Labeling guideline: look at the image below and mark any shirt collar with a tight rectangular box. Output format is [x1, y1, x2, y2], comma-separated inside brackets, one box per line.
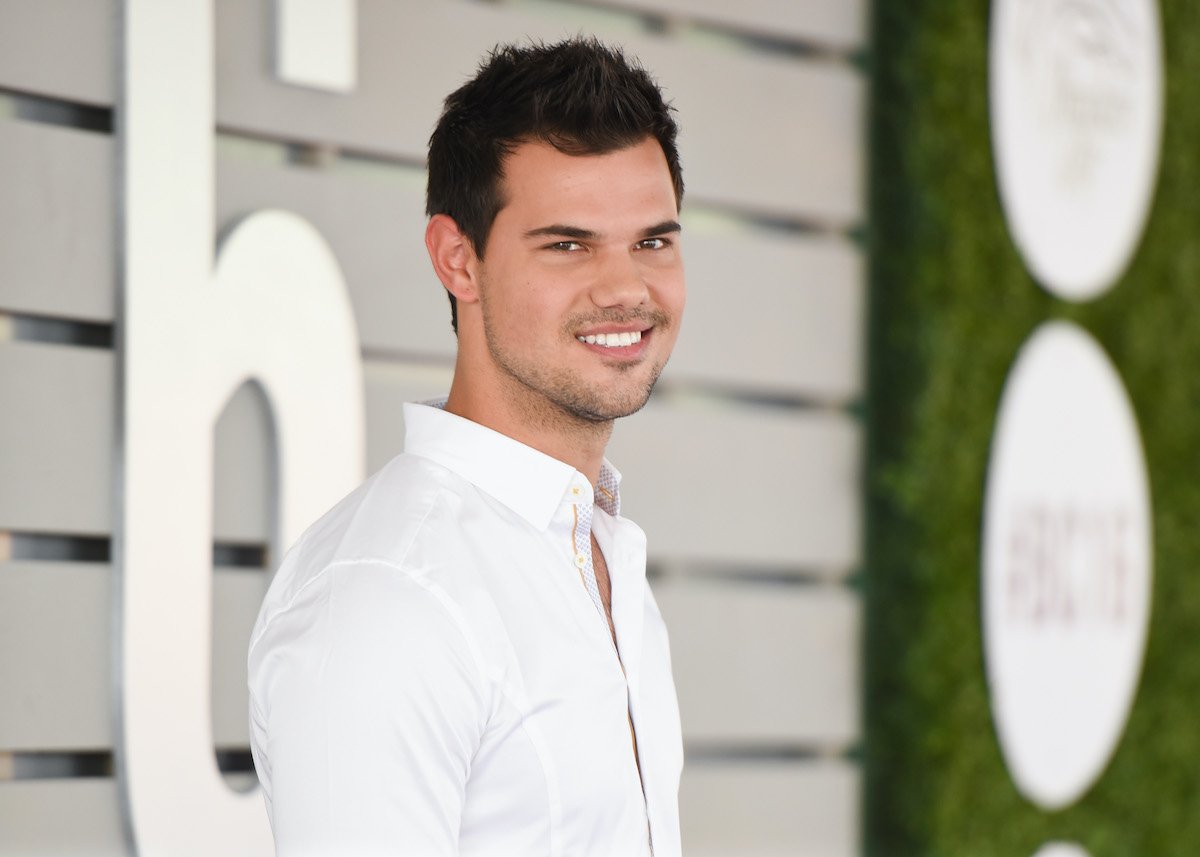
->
[402, 400, 623, 530]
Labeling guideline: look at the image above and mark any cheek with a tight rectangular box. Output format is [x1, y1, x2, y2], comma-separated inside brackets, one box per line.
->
[495, 283, 568, 347]
[659, 272, 686, 319]
[483, 267, 539, 324]
[520, 277, 578, 323]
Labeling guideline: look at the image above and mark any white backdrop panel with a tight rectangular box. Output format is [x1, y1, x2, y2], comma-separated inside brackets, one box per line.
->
[608, 400, 861, 570]
[654, 578, 860, 745]
[670, 228, 863, 401]
[0, 342, 111, 536]
[212, 382, 274, 545]
[0, 562, 110, 751]
[0, 779, 125, 857]
[0, 118, 113, 321]
[212, 569, 272, 746]
[632, 40, 862, 224]
[586, 0, 868, 48]
[362, 360, 455, 470]
[680, 760, 860, 857]
[0, 1, 114, 106]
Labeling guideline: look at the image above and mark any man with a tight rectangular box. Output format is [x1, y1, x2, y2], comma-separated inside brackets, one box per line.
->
[248, 37, 686, 856]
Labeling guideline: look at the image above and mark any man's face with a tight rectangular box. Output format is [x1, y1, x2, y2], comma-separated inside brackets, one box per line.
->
[473, 137, 685, 424]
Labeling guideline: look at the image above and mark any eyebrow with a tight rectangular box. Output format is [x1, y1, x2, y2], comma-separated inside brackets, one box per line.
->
[523, 220, 683, 241]
[524, 224, 598, 240]
[640, 220, 683, 239]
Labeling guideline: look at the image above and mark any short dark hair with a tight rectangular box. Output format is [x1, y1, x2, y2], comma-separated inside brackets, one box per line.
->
[426, 37, 684, 334]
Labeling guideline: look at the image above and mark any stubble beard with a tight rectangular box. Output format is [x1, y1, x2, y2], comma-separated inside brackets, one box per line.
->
[480, 298, 671, 430]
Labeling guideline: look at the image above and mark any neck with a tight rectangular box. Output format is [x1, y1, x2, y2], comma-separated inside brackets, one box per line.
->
[444, 355, 613, 488]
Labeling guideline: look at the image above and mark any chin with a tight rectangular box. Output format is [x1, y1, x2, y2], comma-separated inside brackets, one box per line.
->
[560, 383, 658, 423]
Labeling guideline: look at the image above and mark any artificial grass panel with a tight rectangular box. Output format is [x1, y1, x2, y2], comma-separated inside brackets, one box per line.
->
[865, 2, 1200, 855]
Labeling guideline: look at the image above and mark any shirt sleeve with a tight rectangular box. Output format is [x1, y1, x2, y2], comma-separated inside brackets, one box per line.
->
[249, 560, 488, 857]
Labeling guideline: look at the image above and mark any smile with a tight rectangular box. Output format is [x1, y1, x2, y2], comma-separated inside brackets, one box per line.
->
[576, 330, 643, 347]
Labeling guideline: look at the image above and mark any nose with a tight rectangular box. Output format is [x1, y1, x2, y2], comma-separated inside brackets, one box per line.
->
[589, 249, 650, 309]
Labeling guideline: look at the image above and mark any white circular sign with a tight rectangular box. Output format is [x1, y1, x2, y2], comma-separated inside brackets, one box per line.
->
[1033, 843, 1092, 857]
[990, 0, 1164, 301]
[982, 321, 1152, 809]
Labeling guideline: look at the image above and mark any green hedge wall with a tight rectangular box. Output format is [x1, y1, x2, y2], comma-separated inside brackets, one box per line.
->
[865, 2, 1200, 855]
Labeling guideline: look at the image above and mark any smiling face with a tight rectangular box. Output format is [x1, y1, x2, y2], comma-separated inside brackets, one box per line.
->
[469, 137, 685, 425]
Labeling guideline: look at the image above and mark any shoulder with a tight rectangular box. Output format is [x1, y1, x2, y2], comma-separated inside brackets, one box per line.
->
[262, 453, 468, 599]
[249, 556, 487, 693]
[305, 452, 464, 563]
[249, 453, 485, 656]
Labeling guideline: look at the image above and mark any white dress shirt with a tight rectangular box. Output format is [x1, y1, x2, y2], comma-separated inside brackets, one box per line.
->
[248, 401, 683, 856]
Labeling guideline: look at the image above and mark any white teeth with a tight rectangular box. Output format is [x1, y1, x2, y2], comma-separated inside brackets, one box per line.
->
[576, 330, 643, 347]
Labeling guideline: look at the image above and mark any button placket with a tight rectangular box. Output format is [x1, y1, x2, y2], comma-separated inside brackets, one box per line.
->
[570, 491, 606, 624]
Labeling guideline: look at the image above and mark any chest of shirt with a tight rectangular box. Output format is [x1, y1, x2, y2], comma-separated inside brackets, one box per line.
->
[412, 506, 661, 854]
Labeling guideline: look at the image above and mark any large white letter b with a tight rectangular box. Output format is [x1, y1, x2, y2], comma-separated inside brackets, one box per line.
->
[116, 2, 365, 854]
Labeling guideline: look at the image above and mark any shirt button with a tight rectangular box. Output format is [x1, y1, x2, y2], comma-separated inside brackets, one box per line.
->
[574, 553, 587, 568]
[571, 486, 581, 497]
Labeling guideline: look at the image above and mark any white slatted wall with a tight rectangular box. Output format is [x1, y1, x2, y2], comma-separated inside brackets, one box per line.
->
[0, 1, 867, 853]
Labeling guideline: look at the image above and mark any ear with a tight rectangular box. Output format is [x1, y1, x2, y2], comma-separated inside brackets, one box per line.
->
[425, 214, 480, 305]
